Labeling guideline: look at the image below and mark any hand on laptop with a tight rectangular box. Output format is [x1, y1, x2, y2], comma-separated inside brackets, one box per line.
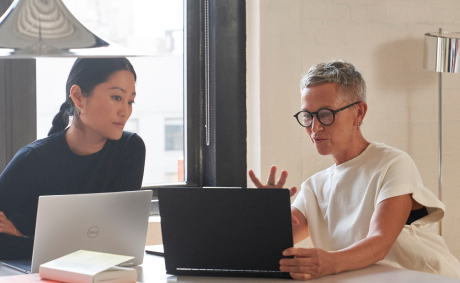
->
[279, 247, 335, 280]
[0, 211, 24, 237]
[248, 166, 299, 225]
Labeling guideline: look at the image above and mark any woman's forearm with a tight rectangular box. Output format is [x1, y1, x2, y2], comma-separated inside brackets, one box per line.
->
[331, 234, 393, 274]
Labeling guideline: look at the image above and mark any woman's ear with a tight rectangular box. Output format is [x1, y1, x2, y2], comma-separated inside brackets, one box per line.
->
[69, 85, 83, 108]
[355, 101, 368, 125]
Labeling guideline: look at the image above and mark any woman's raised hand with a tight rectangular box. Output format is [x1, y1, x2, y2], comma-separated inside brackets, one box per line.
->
[249, 165, 297, 195]
[248, 166, 299, 225]
[249, 165, 288, 188]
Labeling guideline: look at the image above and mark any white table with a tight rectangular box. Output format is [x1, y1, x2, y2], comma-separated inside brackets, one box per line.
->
[1, 254, 460, 282]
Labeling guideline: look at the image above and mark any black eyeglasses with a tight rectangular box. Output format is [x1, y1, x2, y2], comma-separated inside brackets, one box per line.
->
[294, 101, 360, 128]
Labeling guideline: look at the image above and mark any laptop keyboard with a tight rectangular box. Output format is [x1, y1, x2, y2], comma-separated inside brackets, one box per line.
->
[1, 259, 32, 273]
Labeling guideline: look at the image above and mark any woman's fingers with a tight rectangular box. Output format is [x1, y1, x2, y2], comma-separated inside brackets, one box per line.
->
[249, 166, 292, 189]
[280, 248, 335, 280]
[289, 186, 297, 197]
[289, 272, 313, 281]
[276, 170, 288, 187]
[267, 166, 278, 185]
[248, 169, 264, 188]
[0, 211, 24, 237]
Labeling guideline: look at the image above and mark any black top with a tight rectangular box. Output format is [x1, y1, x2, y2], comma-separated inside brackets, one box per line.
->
[406, 207, 429, 225]
[0, 130, 145, 260]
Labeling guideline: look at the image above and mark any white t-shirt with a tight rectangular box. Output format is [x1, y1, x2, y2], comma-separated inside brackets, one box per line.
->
[292, 142, 460, 278]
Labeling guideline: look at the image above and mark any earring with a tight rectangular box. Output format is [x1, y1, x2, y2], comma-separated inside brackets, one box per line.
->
[357, 121, 363, 130]
[77, 107, 81, 115]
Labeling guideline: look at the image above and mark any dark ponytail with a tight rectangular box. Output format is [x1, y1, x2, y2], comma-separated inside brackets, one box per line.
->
[48, 102, 72, 136]
[47, 57, 137, 136]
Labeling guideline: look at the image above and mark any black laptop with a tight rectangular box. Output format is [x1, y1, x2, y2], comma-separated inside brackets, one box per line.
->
[158, 188, 293, 278]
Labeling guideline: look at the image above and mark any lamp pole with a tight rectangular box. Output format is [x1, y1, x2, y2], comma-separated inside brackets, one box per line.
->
[438, 28, 443, 203]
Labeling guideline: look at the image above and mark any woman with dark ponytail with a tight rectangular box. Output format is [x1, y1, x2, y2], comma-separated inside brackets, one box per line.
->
[0, 58, 146, 260]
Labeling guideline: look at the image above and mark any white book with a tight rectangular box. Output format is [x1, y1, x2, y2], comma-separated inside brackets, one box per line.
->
[39, 250, 137, 283]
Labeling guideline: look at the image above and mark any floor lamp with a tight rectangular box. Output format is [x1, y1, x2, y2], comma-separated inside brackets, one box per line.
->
[423, 30, 460, 234]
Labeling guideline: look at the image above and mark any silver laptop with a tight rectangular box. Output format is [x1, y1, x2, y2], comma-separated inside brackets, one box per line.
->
[3, 190, 152, 273]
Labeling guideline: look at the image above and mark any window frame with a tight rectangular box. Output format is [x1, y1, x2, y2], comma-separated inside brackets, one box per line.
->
[144, 0, 247, 194]
[200, 0, 247, 188]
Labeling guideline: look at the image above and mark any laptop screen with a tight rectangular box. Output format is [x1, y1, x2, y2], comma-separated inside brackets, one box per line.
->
[158, 188, 293, 278]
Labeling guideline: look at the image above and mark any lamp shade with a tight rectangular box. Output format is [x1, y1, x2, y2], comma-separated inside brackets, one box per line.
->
[424, 32, 460, 73]
[0, 0, 146, 58]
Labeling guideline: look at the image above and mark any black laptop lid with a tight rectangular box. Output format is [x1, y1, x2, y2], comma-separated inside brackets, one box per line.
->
[158, 188, 293, 278]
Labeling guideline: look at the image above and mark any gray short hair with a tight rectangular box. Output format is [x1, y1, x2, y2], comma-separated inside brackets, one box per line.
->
[300, 60, 366, 103]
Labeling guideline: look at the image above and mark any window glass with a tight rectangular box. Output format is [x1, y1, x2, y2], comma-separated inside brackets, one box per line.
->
[165, 118, 183, 151]
[36, 0, 184, 186]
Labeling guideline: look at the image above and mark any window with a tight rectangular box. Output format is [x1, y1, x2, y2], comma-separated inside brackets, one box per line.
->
[0, 0, 247, 191]
[165, 118, 183, 151]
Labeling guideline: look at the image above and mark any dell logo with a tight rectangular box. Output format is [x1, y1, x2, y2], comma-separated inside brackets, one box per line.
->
[87, 226, 99, 238]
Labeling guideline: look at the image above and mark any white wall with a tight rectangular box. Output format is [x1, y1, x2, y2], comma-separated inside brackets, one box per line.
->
[247, 0, 460, 257]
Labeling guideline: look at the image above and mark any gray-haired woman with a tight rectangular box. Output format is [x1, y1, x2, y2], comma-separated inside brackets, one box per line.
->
[250, 60, 460, 280]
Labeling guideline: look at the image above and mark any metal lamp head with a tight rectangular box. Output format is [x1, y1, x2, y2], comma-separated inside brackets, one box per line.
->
[0, 0, 147, 58]
[424, 32, 460, 73]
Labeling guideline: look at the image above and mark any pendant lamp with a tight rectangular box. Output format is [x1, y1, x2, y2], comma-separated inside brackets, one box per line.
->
[0, 0, 146, 58]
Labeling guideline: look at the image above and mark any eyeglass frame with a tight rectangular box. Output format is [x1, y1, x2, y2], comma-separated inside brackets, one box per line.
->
[293, 101, 361, 128]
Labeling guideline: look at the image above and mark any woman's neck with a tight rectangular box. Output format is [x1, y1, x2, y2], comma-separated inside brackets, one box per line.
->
[65, 124, 107, 156]
[332, 134, 370, 166]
